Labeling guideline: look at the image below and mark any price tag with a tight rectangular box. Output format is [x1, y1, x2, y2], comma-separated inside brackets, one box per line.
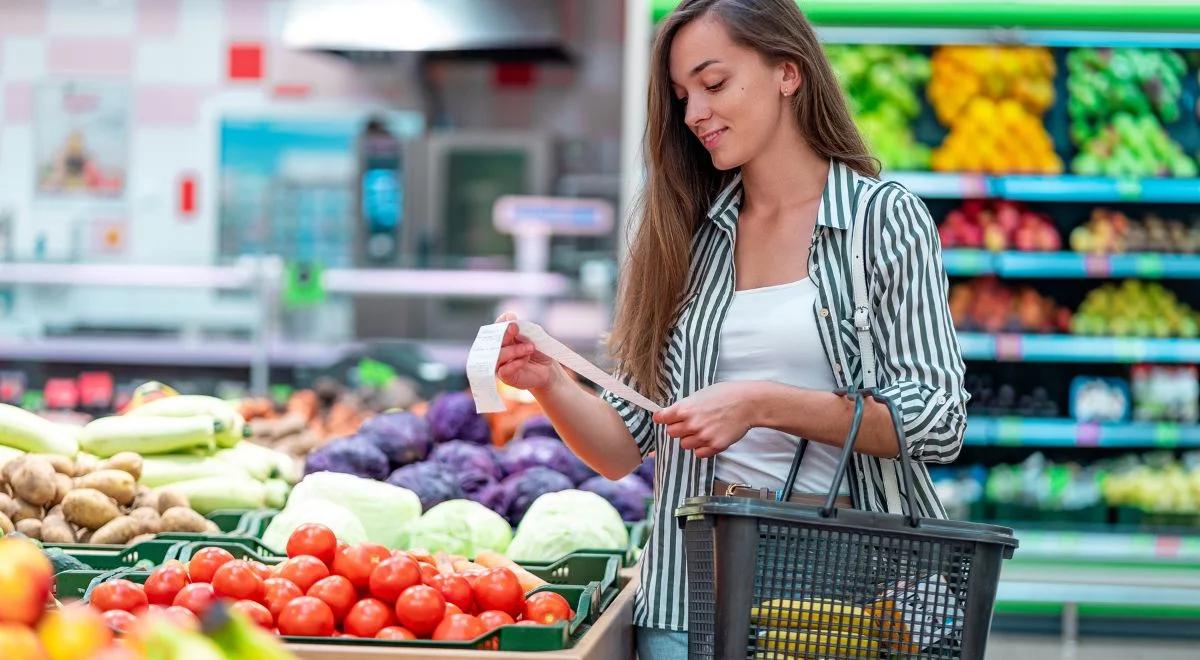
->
[1154, 423, 1180, 448]
[1155, 535, 1183, 559]
[1115, 179, 1143, 200]
[1134, 254, 1164, 278]
[995, 334, 1023, 361]
[996, 417, 1023, 446]
[1083, 254, 1110, 277]
[1076, 422, 1101, 447]
[961, 175, 989, 198]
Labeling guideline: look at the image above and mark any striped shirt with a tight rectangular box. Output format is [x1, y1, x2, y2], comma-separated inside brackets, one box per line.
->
[602, 159, 969, 631]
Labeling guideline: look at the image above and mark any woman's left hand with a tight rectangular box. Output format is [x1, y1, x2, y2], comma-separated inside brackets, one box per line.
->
[653, 382, 761, 459]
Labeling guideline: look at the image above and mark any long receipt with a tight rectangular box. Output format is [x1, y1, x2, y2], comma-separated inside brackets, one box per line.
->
[467, 321, 662, 414]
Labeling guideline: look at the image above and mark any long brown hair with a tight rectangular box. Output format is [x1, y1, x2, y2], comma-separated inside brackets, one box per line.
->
[609, 0, 879, 400]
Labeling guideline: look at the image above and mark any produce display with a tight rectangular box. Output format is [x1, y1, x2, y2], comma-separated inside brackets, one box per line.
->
[825, 44, 932, 170]
[1070, 376, 1132, 423]
[1102, 451, 1200, 514]
[1132, 365, 1199, 423]
[965, 374, 1060, 418]
[949, 277, 1073, 334]
[1070, 280, 1200, 338]
[938, 199, 1061, 251]
[1071, 113, 1198, 178]
[1068, 207, 1200, 254]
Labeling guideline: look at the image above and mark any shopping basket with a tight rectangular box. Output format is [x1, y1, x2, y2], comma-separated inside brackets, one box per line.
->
[678, 389, 1018, 659]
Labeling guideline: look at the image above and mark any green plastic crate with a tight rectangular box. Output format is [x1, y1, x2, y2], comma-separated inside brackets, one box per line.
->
[167, 539, 284, 565]
[523, 553, 619, 615]
[44, 539, 183, 571]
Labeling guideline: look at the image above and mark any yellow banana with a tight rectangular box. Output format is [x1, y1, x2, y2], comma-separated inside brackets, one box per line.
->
[754, 628, 880, 659]
[751, 598, 876, 633]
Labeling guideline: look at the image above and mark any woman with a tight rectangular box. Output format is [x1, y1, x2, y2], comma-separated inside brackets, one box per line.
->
[493, 0, 967, 657]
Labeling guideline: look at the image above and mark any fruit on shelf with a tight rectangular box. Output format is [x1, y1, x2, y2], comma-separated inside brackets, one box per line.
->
[1066, 48, 1186, 145]
[825, 45, 932, 171]
[1069, 207, 1200, 254]
[1102, 453, 1200, 514]
[928, 46, 1056, 125]
[949, 277, 1072, 334]
[931, 98, 1063, 174]
[1071, 113, 1197, 178]
[939, 200, 1060, 251]
[1071, 280, 1200, 338]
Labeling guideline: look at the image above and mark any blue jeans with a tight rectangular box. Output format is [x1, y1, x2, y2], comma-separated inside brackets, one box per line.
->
[636, 626, 688, 660]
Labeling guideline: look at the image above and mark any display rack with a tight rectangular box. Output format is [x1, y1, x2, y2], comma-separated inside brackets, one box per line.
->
[944, 250, 1200, 279]
[965, 417, 1200, 448]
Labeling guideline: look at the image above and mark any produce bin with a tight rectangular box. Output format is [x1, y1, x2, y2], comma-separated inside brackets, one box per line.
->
[168, 539, 285, 565]
[46, 538, 182, 571]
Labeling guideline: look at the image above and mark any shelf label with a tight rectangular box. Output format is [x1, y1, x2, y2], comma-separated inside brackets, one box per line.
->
[1083, 255, 1110, 277]
[1076, 422, 1101, 447]
[1113, 339, 1145, 362]
[1155, 536, 1183, 559]
[1134, 254, 1164, 278]
[996, 417, 1022, 445]
[995, 334, 1023, 361]
[961, 175, 989, 198]
[1115, 179, 1143, 200]
[1154, 423, 1180, 447]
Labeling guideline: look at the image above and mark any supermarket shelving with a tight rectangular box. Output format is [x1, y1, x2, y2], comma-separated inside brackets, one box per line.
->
[888, 172, 1200, 203]
[944, 251, 1200, 279]
[965, 417, 1200, 448]
[957, 333, 1200, 363]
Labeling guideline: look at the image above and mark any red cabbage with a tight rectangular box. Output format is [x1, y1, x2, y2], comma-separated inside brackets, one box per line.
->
[493, 466, 573, 524]
[635, 455, 655, 486]
[386, 461, 464, 510]
[579, 475, 653, 521]
[429, 440, 501, 495]
[303, 436, 390, 481]
[427, 391, 491, 445]
[359, 411, 432, 469]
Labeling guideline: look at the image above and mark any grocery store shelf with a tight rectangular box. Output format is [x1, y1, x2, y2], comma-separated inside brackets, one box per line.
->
[996, 581, 1200, 619]
[0, 263, 258, 289]
[944, 251, 1200, 279]
[965, 417, 1200, 448]
[322, 268, 571, 298]
[1015, 529, 1200, 562]
[887, 171, 1200, 203]
[958, 332, 1200, 363]
[817, 26, 1200, 49]
[0, 337, 361, 368]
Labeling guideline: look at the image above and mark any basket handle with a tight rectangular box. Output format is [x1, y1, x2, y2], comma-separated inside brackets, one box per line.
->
[779, 388, 921, 527]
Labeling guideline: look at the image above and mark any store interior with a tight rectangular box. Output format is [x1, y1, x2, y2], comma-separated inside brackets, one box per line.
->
[2, 1, 1200, 659]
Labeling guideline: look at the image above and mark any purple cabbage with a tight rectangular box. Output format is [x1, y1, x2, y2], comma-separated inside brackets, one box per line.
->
[492, 466, 573, 524]
[429, 440, 501, 495]
[517, 415, 558, 440]
[579, 475, 653, 521]
[358, 411, 433, 469]
[635, 455, 655, 486]
[497, 437, 576, 477]
[386, 461, 464, 510]
[426, 391, 491, 445]
[304, 436, 390, 481]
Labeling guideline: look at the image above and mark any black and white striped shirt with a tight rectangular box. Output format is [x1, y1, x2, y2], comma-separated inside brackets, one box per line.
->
[603, 159, 969, 631]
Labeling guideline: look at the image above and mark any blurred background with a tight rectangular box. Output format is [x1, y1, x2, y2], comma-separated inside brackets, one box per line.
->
[2, 1, 1200, 657]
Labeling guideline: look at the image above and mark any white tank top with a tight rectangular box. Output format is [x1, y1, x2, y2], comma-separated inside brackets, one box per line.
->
[713, 277, 849, 495]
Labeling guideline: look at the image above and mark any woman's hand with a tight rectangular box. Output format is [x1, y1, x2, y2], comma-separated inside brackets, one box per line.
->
[652, 382, 762, 459]
[494, 312, 561, 393]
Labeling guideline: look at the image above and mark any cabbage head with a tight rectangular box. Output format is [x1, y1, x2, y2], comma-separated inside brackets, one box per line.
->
[406, 499, 512, 557]
[505, 489, 629, 562]
[286, 471, 421, 549]
[262, 498, 368, 551]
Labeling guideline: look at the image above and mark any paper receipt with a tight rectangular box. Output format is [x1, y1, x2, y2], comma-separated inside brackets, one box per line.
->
[467, 321, 662, 414]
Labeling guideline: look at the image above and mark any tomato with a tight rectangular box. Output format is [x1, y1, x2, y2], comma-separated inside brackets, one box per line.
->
[375, 626, 416, 640]
[523, 591, 573, 625]
[444, 603, 463, 618]
[144, 563, 190, 607]
[418, 563, 440, 586]
[368, 556, 422, 604]
[188, 547, 235, 584]
[247, 561, 273, 582]
[163, 605, 199, 631]
[478, 610, 516, 631]
[211, 560, 264, 603]
[172, 583, 216, 617]
[262, 578, 304, 620]
[333, 544, 390, 592]
[306, 575, 356, 623]
[394, 585, 445, 637]
[276, 596, 335, 637]
[91, 579, 148, 613]
[343, 598, 394, 638]
[230, 600, 273, 629]
[278, 556, 330, 593]
[429, 574, 475, 615]
[286, 524, 337, 567]
[432, 613, 487, 642]
[100, 609, 136, 634]
[472, 569, 524, 618]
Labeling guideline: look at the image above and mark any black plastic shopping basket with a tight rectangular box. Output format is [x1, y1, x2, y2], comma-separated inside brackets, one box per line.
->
[678, 389, 1018, 659]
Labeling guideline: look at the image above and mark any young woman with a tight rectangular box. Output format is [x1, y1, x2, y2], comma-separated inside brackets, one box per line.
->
[493, 0, 967, 657]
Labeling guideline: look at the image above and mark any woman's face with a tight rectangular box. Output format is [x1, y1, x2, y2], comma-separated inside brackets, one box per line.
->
[668, 14, 795, 171]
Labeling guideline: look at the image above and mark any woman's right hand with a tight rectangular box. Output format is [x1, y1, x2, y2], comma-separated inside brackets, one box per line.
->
[494, 312, 560, 393]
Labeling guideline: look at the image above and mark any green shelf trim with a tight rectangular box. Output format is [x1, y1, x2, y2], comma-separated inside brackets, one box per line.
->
[996, 600, 1200, 619]
[650, 1, 1200, 31]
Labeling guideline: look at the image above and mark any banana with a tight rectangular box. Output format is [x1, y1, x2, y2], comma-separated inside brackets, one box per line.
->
[754, 628, 880, 659]
[751, 598, 877, 633]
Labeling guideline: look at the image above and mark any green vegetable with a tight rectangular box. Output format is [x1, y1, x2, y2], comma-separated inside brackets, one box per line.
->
[262, 497, 368, 550]
[154, 477, 266, 514]
[264, 479, 289, 509]
[140, 455, 252, 488]
[407, 499, 512, 557]
[286, 471, 420, 549]
[43, 547, 89, 573]
[506, 490, 629, 562]
[215, 443, 299, 484]
[0, 402, 79, 456]
[80, 415, 217, 457]
[126, 395, 246, 448]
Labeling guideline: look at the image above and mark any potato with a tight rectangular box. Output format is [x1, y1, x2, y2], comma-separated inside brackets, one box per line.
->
[40, 514, 75, 544]
[127, 533, 156, 546]
[73, 453, 99, 477]
[46, 504, 63, 519]
[75, 527, 92, 543]
[160, 507, 208, 534]
[13, 498, 42, 522]
[0, 512, 12, 535]
[52, 473, 73, 506]
[129, 507, 162, 535]
[155, 489, 189, 514]
[0, 493, 17, 520]
[204, 520, 221, 535]
[15, 518, 41, 540]
[98, 453, 143, 481]
[11, 456, 57, 507]
[1, 456, 23, 486]
[62, 489, 121, 530]
[75, 470, 136, 506]
[90, 516, 139, 545]
[31, 453, 75, 476]
[132, 485, 156, 508]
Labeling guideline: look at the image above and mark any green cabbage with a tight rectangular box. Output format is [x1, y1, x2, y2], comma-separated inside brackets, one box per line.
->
[262, 498, 368, 550]
[285, 471, 421, 549]
[406, 499, 512, 557]
[505, 489, 629, 562]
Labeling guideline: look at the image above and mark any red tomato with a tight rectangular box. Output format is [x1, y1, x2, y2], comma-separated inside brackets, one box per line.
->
[286, 524, 337, 566]
[333, 544, 390, 592]
[418, 563, 440, 586]
[144, 563, 190, 606]
[306, 575, 357, 623]
[211, 560, 265, 603]
[344, 598, 395, 638]
[472, 569, 524, 618]
[444, 603, 463, 618]
[523, 591, 573, 625]
[369, 556, 422, 604]
[91, 579, 148, 613]
[429, 574, 475, 615]
[432, 613, 488, 642]
[231, 599, 274, 629]
[262, 577, 304, 620]
[478, 610, 516, 631]
[188, 547, 235, 583]
[247, 561, 273, 582]
[276, 596, 336, 637]
[394, 585, 446, 637]
[278, 555, 330, 593]
[172, 583, 217, 617]
[163, 605, 200, 631]
[375, 626, 417, 640]
[101, 609, 136, 634]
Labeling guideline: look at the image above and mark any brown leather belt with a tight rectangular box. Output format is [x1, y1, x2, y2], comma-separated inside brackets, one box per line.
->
[713, 479, 852, 507]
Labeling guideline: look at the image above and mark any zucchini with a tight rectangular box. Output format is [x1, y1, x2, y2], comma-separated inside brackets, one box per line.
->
[125, 395, 246, 448]
[140, 455, 252, 488]
[0, 402, 79, 456]
[155, 477, 266, 514]
[80, 415, 217, 458]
